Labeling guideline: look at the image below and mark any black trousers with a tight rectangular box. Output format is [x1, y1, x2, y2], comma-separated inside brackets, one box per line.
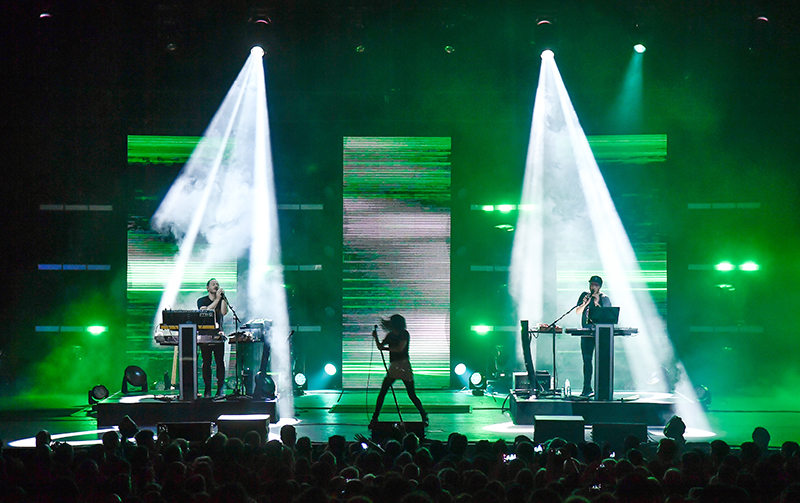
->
[200, 343, 225, 393]
[373, 375, 427, 420]
[581, 335, 595, 393]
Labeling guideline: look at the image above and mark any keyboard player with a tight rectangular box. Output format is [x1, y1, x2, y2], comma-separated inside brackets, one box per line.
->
[575, 275, 612, 397]
[198, 278, 228, 398]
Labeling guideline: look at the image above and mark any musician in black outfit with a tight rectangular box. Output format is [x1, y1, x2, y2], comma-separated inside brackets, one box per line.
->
[575, 275, 612, 397]
[370, 314, 429, 427]
[198, 278, 227, 397]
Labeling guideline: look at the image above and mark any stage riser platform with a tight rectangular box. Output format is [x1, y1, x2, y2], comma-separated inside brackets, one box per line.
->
[510, 394, 675, 426]
[94, 399, 278, 428]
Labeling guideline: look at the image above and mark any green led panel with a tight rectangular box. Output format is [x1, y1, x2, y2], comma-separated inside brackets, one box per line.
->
[128, 134, 664, 166]
[557, 243, 667, 315]
[126, 229, 237, 380]
[127, 135, 236, 165]
[587, 134, 667, 164]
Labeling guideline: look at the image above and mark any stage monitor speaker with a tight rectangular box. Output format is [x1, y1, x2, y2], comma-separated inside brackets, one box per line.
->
[216, 414, 270, 441]
[157, 421, 213, 442]
[514, 371, 552, 393]
[591, 423, 648, 453]
[369, 421, 425, 443]
[533, 415, 585, 445]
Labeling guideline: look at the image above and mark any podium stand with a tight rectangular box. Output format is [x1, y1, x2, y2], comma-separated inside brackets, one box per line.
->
[594, 324, 615, 401]
[178, 324, 198, 401]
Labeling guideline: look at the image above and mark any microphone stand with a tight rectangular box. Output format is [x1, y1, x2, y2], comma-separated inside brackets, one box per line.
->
[223, 296, 249, 399]
[541, 303, 580, 397]
[372, 329, 404, 425]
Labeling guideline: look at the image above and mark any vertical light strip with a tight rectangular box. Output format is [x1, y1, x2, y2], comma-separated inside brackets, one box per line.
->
[342, 137, 451, 388]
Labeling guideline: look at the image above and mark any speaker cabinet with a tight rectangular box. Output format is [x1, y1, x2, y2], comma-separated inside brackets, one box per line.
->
[513, 371, 552, 393]
[216, 414, 270, 441]
[533, 415, 585, 445]
[157, 422, 213, 442]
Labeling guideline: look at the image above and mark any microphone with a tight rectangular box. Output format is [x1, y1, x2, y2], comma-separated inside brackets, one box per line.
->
[372, 325, 378, 338]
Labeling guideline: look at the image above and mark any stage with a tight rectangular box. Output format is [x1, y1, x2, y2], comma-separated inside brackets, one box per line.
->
[3, 387, 799, 450]
[92, 394, 279, 430]
[508, 390, 678, 426]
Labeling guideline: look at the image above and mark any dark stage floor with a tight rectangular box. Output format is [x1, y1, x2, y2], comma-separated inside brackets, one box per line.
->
[1, 388, 798, 450]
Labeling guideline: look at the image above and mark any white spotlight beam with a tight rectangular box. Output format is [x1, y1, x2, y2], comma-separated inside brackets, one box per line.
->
[149, 52, 294, 417]
[247, 54, 293, 418]
[511, 53, 709, 430]
[151, 55, 259, 323]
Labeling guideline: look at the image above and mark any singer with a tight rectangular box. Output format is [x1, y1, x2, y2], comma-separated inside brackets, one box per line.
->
[198, 278, 228, 398]
[370, 314, 429, 427]
[575, 275, 612, 397]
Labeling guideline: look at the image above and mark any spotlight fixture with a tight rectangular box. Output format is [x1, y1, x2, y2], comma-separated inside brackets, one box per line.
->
[324, 364, 337, 376]
[251, 45, 265, 57]
[541, 49, 555, 60]
[469, 372, 486, 396]
[88, 385, 109, 405]
[694, 385, 712, 410]
[293, 372, 307, 396]
[118, 415, 139, 439]
[122, 366, 148, 394]
[253, 371, 276, 400]
[634, 44, 646, 53]
[454, 363, 467, 376]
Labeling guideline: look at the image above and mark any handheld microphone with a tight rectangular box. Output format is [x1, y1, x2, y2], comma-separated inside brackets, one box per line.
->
[372, 325, 378, 338]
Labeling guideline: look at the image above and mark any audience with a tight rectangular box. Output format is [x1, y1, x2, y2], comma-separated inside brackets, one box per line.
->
[1, 418, 798, 503]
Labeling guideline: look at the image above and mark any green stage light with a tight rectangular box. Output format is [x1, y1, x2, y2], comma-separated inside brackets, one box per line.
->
[470, 372, 484, 386]
[293, 372, 307, 396]
[122, 366, 148, 394]
[88, 385, 110, 405]
[481, 205, 494, 212]
[454, 363, 467, 376]
[86, 326, 108, 335]
[471, 325, 493, 335]
[714, 261, 735, 271]
[739, 261, 760, 271]
[634, 44, 646, 53]
[324, 364, 337, 376]
[496, 204, 514, 213]
[469, 372, 486, 396]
